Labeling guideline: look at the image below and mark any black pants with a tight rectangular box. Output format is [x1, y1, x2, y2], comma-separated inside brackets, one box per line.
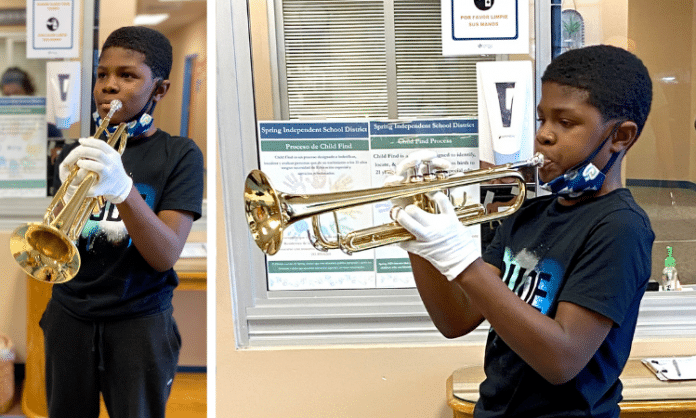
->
[40, 299, 182, 418]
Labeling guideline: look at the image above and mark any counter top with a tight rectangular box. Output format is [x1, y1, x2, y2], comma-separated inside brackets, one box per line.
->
[448, 359, 696, 417]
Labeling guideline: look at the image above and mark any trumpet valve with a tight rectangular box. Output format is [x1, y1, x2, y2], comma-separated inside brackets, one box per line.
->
[423, 157, 451, 181]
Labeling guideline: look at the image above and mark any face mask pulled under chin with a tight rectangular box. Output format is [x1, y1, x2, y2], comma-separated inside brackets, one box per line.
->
[539, 122, 623, 199]
[540, 161, 610, 199]
[92, 110, 154, 138]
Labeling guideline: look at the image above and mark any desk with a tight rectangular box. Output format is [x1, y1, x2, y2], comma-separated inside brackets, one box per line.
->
[21, 254, 206, 418]
[448, 360, 696, 418]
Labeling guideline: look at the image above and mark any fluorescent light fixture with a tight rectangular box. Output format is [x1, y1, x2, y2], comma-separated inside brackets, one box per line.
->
[133, 13, 170, 25]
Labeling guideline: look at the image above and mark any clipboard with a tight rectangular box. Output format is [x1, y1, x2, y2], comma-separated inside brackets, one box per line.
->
[642, 356, 696, 381]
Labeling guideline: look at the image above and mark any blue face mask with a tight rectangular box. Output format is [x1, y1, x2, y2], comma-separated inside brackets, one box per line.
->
[93, 110, 154, 138]
[540, 122, 623, 199]
[92, 79, 161, 138]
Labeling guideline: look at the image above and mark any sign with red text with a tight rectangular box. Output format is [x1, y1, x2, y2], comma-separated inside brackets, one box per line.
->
[442, 0, 529, 56]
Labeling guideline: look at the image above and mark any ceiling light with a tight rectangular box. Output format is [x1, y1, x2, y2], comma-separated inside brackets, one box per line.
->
[133, 14, 170, 25]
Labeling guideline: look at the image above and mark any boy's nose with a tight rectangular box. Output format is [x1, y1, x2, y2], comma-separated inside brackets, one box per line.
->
[535, 125, 555, 146]
[102, 76, 119, 93]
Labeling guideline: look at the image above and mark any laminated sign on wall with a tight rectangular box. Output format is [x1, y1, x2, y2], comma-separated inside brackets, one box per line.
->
[442, 0, 529, 56]
[0, 98, 48, 197]
[257, 119, 481, 291]
[26, 0, 80, 58]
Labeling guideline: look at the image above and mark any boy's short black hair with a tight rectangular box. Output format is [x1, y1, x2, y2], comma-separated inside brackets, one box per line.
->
[541, 45, 652, 137]
[102, 26, 173, 80]
[1, 67, 36, 95]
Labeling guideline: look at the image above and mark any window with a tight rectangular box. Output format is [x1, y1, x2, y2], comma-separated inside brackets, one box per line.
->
[220, 0, 696, 349]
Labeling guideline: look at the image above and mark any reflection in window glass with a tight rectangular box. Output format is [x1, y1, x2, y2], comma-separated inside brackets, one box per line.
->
[560, 1, 696, 287]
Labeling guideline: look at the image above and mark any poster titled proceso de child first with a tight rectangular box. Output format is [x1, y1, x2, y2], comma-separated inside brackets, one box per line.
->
[257, 119, 481, 291]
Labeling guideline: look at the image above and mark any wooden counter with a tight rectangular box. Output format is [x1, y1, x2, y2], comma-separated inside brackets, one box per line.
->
[448, 360, 696, 418]
[174, 256, 207, 291]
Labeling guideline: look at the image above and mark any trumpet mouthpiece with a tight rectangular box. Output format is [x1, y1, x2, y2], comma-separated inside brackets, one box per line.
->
[106, 100, 122, 118]
[531, 152, 545, 168]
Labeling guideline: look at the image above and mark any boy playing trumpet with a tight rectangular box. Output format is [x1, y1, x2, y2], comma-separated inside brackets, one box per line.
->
[43, 26, 204, 418]
[392, 45, 654, 417]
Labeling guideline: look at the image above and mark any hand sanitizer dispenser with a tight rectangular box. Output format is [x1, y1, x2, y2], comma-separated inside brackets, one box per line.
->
[661, 246, 680, 291]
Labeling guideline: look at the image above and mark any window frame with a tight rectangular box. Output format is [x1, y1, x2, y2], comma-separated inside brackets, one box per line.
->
[221, 0, 696, 349]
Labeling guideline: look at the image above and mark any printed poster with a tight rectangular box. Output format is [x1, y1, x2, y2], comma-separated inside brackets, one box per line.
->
[27, 0, 80, 58]
[0, 98, 48, 197]
[442, 0, 529, 56]
[257, 119, 481, 291]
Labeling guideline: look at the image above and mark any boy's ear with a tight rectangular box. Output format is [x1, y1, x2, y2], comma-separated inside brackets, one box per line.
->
[610, 120, 639, 153]
[152, 79, 171, 104]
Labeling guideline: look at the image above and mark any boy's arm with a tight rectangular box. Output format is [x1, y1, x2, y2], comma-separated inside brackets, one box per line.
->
[63, 137, 195, 272]
[408, 253, 486, 338]
[453, 258, 614, 385]
[116, 186, 193, 272]
[395, 193, 614, 385]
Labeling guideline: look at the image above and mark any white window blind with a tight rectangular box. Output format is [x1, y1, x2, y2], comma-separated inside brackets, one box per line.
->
[394, 0, 492, 118]
[281, 0, 389, 119]
[278, 0, 495, 120]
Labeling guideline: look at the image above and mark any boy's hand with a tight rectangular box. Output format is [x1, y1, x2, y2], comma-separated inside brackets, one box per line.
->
[58, 148, 90, 203]
[393, 192, 479, 281]
[64, 137, 133, 204]
[383, 150, 452, 210]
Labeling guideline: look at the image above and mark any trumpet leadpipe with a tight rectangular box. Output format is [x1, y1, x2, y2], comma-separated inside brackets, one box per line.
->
[244, 152, 544, 255]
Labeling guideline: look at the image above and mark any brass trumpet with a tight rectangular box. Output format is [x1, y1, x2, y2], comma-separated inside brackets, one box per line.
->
[9, 100, 128, 283]
[244, 153, 544, 255]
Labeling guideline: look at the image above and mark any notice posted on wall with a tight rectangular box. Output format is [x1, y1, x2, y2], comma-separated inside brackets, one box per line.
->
[258, 119, 480, 291]
[27, 0, 80, 58]
[0, 98, 48, 197]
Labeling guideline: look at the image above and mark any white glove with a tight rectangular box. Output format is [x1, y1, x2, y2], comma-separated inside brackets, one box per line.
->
[58, 146, 90, 204]
[61, 137, 133, 204]
[383, 150, 452, 208]
[393, 191, 480, 281]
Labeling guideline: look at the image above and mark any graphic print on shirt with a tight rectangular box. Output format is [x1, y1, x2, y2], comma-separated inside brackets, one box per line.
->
[79, 183, 156, 252]
[501, 247, 563, 315]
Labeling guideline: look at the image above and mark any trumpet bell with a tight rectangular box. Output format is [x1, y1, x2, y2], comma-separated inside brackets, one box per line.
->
[9, 222, 80, 284]
[245, 170, 285, 255]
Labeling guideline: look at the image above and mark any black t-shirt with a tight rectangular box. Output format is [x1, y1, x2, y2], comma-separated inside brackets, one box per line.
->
[51, 129, 204, 320]
[478, 189, 654, 418]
